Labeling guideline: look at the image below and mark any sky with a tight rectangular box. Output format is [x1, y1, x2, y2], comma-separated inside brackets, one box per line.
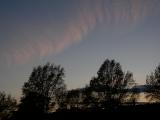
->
[0, 0, 160, 99]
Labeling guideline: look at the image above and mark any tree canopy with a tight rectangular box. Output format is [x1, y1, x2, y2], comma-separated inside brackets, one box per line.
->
[0, 91, 17, 120]
[146, 64, 160, 101]
[90, 59, 135, 107]
[19, 63, 66, 113]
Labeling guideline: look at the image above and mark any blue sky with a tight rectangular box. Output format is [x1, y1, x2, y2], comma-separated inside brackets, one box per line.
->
[0, 0, 160, 99]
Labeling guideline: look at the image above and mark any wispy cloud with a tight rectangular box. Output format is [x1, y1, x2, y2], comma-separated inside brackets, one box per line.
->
[1, 0, 159, 64]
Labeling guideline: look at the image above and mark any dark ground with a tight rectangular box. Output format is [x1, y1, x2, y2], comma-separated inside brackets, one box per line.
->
[9, 103, 160, 120]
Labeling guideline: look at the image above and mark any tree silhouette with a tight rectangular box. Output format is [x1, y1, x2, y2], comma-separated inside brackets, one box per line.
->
[90, 59, 135, 109]
[82, 86, 100, 109]
[146, 63, 160, 101]
[0, 91, 17, 120]
[19, 63, 66, 113]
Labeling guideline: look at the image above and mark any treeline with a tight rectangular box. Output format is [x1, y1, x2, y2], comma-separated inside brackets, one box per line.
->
[1, 59, 160, 119]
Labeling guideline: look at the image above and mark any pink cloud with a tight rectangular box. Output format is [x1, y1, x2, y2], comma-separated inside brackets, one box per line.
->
[3, 0, 158, 64]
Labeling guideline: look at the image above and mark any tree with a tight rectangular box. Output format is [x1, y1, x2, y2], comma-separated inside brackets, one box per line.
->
[90, 59, 135, 109]
[0, 91, 17, 120]
[146, 63, 160, 101]
[19, 63, 66, 113]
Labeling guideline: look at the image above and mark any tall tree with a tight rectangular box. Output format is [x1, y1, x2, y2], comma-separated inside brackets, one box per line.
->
[146, 63, 160, 101]
[90, 59, 135, 109]
[19, 63, 66, 113]
[0, 91, 17, 120]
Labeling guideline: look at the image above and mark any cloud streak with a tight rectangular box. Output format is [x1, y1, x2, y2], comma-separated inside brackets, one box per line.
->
[1, 0, 159, 64]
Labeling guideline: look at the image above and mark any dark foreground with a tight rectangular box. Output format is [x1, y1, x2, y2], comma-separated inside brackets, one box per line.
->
[8, 103, 160, 120]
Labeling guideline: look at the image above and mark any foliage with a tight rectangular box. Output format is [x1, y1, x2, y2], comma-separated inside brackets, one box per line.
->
[0, 91, 17, 120]
[90, 59, 135, 108]
[59, 59, 136, 111]
[146, 64, 160, 101]
[19, 63, 66, 113]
